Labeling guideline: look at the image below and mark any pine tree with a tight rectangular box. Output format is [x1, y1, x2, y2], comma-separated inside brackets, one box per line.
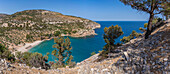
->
[103, 25, 123, 58]
[119, 0, 168, 39]
[52, 35, 74, 68]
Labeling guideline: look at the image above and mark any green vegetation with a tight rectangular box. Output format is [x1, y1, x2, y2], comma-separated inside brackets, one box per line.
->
[161, 2, 170, 20]
[100, 25, 123, 59]
[91, 51, 96, 56]
[120, 30, 142, 44]
[139, 23, 148, 32]
[51, 35, 75, 68]
[15, 51, 50, 69]
[72, 30, 77, 34]
[0, 43, 15, 62]
[54, 31, 61, 36]
[26, 34, 33, 41]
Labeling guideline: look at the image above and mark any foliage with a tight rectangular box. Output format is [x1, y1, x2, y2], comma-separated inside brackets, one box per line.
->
[139, 23, 148, 32]
[160, 1, 170, 19]
[144, 23, 148, 28]
[51, 35, 75, 68]
[15, 52, 50, 69]
[120, 30, 142, 43]
[54, 31, 61, 36]
[0, 43, 6, 55]
[72, 30, 77, 33]
[26, 34, 33, 40]
[102, 25, 123, 58]
[91, 51, 96, 56]
[139, 17, 162, 32]
[28, 52, 49, 69]
[0, 43, 15, 62]
[119, 0, 168, 39]
[103, 25, 123, 52]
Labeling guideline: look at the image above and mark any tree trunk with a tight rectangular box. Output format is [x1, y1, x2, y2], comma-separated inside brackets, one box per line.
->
[108, 45, 110, 58]
[145, 0, 155, 39]
[145, 13, 154, 39]
[166, 15, 168, 20]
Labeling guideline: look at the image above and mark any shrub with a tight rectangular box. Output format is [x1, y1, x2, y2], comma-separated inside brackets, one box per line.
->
[0, 43, 15, 62]
[120, 30, 142, 43]
[15, 52, 50, 69]
[72, 30, 77, 33]
[54, 31, 61, 36]
[91, 51, 96, 56]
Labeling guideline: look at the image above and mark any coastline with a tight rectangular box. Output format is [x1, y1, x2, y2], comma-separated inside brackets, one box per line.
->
[15, 40, 44, 53]
[14, 33, 97, 53]
[14, 26, 101, 53]
[14, 38, 52, 53]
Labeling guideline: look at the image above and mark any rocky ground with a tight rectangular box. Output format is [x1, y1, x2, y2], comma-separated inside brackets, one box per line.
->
[0, 20, 169, 74]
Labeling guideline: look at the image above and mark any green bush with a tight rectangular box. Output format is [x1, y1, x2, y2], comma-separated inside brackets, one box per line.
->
[144, 23, 148, 28]
[91, 51, 96, 56]
[72, 30, 77, 33]
[54, 31, 61, 36]
[0, 43, 15, 62]
[15, 52, 50, 69]
[120, 30, 142, 43]
[26, 34, 33, 40]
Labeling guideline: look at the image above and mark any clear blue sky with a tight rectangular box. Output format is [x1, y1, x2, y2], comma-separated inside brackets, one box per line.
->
[0, 0, 150, 21]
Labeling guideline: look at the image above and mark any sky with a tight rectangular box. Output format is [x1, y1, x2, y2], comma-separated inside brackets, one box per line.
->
[0, 0, 150, 21]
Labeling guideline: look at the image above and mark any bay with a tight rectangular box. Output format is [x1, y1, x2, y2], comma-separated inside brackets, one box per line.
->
[29, 21, 147, 62]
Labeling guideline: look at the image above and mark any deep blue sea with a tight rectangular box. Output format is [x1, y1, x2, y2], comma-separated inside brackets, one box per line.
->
[29, 21, 147, 63]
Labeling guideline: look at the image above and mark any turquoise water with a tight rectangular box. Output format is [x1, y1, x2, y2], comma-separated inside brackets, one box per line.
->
[29, 21, 147, 63]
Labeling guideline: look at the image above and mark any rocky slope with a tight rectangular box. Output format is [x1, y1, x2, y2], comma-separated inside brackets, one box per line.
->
[0, 20, 169, 74]
[0, 10, 100, 49]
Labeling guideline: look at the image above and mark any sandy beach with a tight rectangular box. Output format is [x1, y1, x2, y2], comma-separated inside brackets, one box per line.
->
[15, 40, 44, 53]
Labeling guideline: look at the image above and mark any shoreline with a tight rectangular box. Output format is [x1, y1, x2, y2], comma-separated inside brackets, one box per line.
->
[15, 39, 51, 53]
[14, 28, 100, 53]
[14, 34, 97, 53]
[15, 40, 43, 53]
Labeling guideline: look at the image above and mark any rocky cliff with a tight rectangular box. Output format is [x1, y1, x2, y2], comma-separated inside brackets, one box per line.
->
[0, 20, 169, 74]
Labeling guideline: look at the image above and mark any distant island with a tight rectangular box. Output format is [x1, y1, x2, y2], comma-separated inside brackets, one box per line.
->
[0, 10, 100, 51]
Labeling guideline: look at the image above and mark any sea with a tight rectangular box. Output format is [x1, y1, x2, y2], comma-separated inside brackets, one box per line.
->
[29, 21, 147, 63]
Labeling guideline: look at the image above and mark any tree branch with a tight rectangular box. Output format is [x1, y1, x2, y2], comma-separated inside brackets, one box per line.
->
[129, 2, 150, 13]
[155, 11, 163, 14]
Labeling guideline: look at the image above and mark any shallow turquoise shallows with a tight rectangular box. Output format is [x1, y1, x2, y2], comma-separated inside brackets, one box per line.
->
[29, 21, 147, 63]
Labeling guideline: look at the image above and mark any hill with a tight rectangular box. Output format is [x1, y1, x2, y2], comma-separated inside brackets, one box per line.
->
[0, 14, 8, 18]
[0, 10, 100, 50]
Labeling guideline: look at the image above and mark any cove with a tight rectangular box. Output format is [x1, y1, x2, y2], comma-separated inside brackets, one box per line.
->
[29, 21, 147, 63]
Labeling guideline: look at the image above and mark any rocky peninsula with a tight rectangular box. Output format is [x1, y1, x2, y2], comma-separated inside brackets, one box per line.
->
[0, 10, 100, 51]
